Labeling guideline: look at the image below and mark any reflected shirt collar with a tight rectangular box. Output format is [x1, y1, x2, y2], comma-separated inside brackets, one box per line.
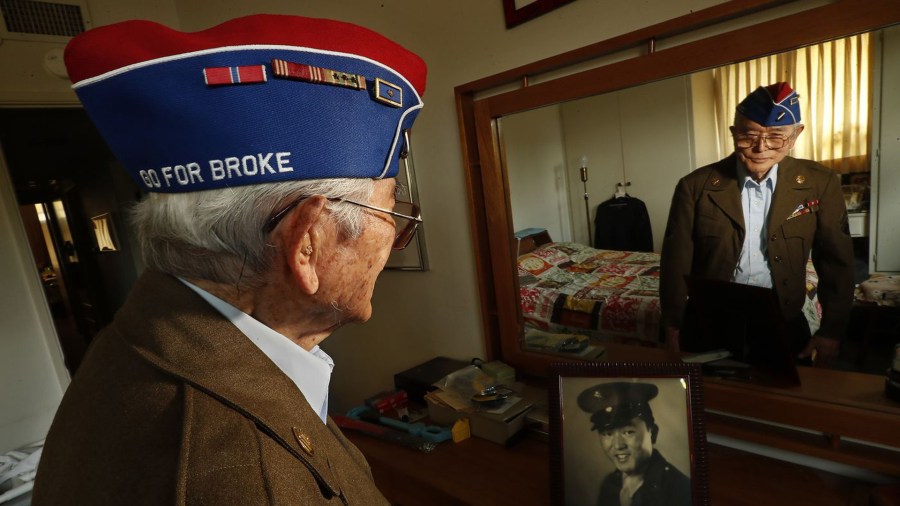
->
[179, 278, 334, 424]
[736, 159, 779, 190]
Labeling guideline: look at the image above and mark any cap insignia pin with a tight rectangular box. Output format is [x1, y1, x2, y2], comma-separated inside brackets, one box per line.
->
[374, 78, 403, 108]
[796, 175, 806, 184]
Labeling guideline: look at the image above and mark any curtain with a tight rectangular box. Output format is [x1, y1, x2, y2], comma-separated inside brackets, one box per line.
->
[713, 33, 871, 172]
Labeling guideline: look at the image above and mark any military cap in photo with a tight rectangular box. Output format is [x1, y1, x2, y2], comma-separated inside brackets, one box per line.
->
[64, 14, 426, 193]
[577, 381, 658, 431]
[736, 82, 801, 127]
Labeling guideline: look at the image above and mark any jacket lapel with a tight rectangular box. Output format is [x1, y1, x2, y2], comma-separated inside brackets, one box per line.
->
[769, 156, 814, 229]
[705, 155, 744, 231]
[117, 271, 341, 496]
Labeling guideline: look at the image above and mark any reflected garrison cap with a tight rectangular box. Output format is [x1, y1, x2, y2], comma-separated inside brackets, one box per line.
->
[577, 382, 658, 431]
[63, 14, 426, 193]
[736, 82, 801, 127]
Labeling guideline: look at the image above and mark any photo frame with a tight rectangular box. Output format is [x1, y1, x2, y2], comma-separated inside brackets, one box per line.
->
[385, 130, 428, 270]
[502, 0, 577, 29]
[549, 361, 709, 506]
[90, 213, 119, 252]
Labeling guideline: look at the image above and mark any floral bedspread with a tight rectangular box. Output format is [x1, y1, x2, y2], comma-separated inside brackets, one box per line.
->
[518, 242, 822, 343]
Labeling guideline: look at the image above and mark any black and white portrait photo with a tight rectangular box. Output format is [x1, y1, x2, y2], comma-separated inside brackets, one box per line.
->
[550, 363, 708, 506]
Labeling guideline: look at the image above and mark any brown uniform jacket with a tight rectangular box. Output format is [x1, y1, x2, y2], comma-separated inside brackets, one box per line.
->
[659, 154, 854, 339]
[33, 271, 389, 505]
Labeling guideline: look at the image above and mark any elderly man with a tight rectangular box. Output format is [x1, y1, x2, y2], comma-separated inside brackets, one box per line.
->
[660, 82, 854, 367]
[578, 382, 692, 506]
[33, 14, 425, 505]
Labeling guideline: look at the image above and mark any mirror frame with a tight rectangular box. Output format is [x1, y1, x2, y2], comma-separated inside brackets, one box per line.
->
[456, 0, 900, 376]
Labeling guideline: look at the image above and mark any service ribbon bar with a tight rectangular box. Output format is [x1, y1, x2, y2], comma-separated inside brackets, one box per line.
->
[786, 199, 820, 220]
[271, 58, 365, 90]
[203, 65, 268, 86]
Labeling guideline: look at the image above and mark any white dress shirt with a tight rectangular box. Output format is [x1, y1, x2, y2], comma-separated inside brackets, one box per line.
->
[180, 279, 334, 423]
[733, 161, 778, 288]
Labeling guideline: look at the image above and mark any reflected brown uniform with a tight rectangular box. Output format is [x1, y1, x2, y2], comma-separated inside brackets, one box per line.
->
[33, 271, 388, 505]
[660, 154, 854, 344]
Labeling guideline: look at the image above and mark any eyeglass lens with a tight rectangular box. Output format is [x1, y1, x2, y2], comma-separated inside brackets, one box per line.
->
[734, 134, 788, 149]
[391, 201, 420, 250]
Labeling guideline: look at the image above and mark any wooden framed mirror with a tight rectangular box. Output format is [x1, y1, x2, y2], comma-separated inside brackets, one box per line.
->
[455, 0, 900, 475]
[457, 0, 900, 474]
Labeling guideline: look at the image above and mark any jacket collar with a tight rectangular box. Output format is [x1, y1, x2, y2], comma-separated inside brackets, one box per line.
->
[704, 153, 743, 230]
[115, 270, 341, 496]
[702, 154, 812, 230]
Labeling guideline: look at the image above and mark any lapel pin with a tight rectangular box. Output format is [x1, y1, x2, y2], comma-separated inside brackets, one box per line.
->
[292, 426, 314, 456]
[711, 177, 721, 186]
[795, 175, 806, 184]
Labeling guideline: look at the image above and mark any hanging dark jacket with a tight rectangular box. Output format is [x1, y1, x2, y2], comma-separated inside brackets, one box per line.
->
[594, 195, 654, 252]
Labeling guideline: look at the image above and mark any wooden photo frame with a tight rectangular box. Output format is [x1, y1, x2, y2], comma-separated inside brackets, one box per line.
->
[90, 212, 119, 252]
[502, 0, 577, 29]
[549, 361, 709, 506]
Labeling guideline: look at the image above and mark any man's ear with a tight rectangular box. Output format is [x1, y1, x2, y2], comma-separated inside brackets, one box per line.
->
[273, 195, 327, 295]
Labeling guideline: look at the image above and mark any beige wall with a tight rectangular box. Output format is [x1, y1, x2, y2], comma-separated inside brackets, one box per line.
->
[504, 105, 572, 243]
[557, 77, 695, 252]
[0, 0, 737, 446]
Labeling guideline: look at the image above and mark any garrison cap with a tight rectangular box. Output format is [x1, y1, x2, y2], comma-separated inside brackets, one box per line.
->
[577, 382, 658, 431]
[736, 82, 801, 127]
[64, 14, 426, 193]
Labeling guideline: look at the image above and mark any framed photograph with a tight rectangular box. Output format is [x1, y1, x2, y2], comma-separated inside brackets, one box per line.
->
[549, 361, 709, 506]
[90, 213, 119, 252]
[385, 130, 428, 271]
[502, 0, 577, 29]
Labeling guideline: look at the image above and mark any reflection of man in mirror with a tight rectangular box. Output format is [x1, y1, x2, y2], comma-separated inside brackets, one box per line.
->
[578, 382, 691, 506]
[660, 82, 854, 367]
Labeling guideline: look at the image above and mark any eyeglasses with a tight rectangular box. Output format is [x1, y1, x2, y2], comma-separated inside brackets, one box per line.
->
[264, 197, 422, 250]
[334, 198, 422, 250]
[732, 130, 796, 149]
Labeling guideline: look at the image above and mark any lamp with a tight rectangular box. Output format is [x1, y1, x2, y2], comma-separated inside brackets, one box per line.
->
[580, 155, 592, 246]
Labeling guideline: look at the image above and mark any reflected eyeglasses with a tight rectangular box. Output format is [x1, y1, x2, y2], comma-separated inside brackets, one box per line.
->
[732, 130, 796, 149]
[264, 197, 422, 250]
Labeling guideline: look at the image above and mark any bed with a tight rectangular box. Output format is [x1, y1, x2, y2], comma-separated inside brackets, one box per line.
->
[517, 239, 823, 346]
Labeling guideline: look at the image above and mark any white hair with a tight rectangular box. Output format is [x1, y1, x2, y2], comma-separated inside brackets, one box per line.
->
[130, 178, 375, 287]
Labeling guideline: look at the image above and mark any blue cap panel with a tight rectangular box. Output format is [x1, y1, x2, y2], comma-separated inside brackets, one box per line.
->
[74, 47, 423, 193]
[736, 82, 801, 127]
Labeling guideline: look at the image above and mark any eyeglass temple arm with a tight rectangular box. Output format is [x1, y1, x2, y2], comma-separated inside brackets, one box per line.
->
[337, 198, 423, 223]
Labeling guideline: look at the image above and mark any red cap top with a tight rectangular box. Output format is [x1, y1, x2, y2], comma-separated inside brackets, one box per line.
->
[65, 14, 426, 96]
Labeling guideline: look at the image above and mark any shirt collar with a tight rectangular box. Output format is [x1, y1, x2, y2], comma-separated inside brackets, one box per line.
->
[178, 278, 334, 424]
[736, 158, 778, 191]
